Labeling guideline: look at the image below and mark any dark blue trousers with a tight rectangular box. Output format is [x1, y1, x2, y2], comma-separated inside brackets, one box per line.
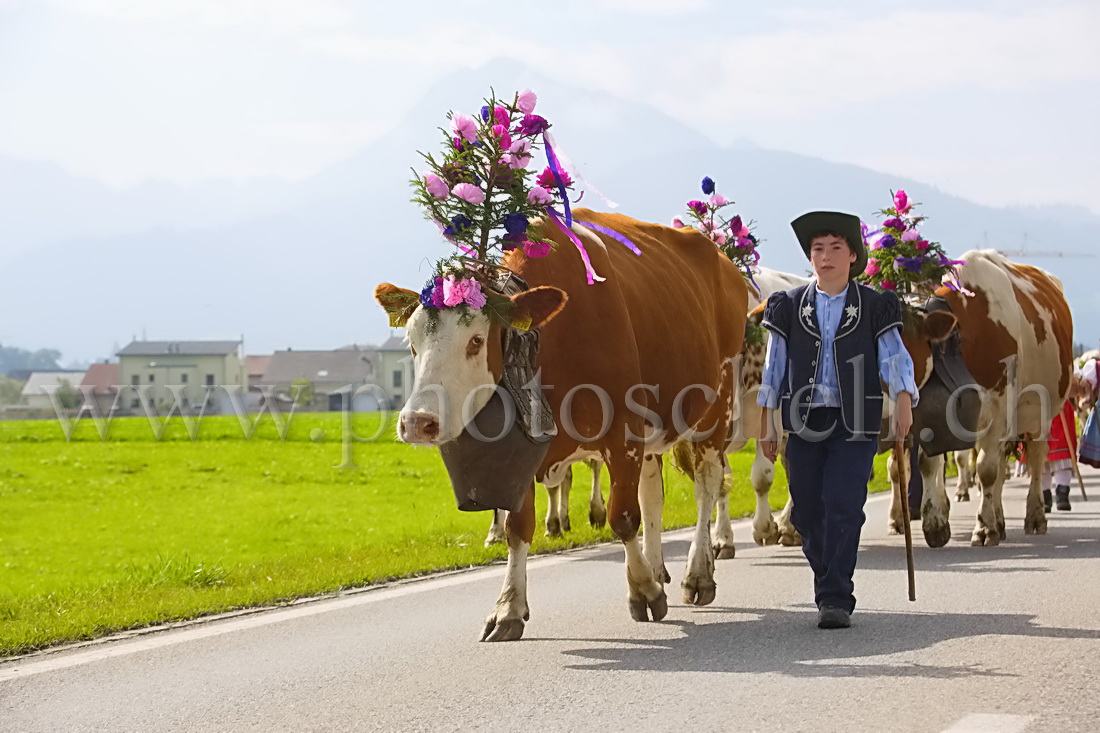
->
[786, 408, 878, 614]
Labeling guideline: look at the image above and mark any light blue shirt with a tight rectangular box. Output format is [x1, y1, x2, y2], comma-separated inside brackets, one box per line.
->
[757, 283, 919, 410]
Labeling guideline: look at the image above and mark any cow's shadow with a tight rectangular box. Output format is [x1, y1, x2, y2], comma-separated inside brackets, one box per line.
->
[550, 606, 1100, 679]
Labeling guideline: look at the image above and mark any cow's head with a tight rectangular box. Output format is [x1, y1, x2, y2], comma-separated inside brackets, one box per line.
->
[374, 282, 567, 445]
[900, 309, 959, 388]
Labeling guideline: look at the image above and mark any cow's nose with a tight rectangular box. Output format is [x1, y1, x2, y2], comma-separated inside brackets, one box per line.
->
[400, 412, 441, 444]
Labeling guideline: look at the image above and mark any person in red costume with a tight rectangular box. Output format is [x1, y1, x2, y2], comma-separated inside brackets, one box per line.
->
[1043, 399, 1079, 512]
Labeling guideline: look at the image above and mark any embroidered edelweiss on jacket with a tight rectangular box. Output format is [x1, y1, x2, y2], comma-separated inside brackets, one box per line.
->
[843, 303, 858, 328]
[801, 303, 814, 321]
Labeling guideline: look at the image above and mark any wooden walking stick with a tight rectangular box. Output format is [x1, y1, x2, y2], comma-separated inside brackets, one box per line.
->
[1057, 409, 1088, 501]
[895, 439, 917, 601]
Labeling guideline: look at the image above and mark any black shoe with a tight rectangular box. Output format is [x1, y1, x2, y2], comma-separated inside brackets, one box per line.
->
[1043, 489, 1052, 513]
[817, 606, 851, 629]
[1055, 485, 1071, 511]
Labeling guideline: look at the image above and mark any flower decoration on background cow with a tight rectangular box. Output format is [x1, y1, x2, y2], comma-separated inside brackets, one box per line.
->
[672, 176, 763, 284]
[857, 189, 966, 302]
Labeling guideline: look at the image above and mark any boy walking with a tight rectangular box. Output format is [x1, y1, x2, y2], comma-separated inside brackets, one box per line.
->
[758, 211, 918, 629]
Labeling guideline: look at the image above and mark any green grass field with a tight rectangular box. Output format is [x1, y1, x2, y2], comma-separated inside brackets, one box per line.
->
[0, 412, 897, 657]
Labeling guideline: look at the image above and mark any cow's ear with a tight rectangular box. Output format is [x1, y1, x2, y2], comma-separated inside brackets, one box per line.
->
[510, 286, 568, 330]
[375, 283, 420, 327]
[923, 310, 958, 342]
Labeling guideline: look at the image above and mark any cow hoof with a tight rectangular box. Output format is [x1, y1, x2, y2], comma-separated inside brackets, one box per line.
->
[589, 508, 607, 528]
[887, 520, 903, 535]
[480, 615, 526, 642]
[1024, 515, 1048, 535]
[956, 490, 970, 502]
[997, 520, 1006, 540]
[713, 542, 736, 560]
[544, 517, 562, 538]
[971, 528, 1000, 547]
[778, 527, 802, 546]
[681, 576, 717, 606]
[753, 521, 780, 546]
[922, 517, 951, 548]
[484, 533, 504, 547]
[628, 590, 669, 622]
[660, 564, 672, 584]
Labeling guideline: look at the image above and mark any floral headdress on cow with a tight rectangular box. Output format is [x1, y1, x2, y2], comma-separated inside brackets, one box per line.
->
[379, 88, 639, 331]
[673, 176, 763, 285]
[857, 189, 966, 303]
[672, 176, 766, 345]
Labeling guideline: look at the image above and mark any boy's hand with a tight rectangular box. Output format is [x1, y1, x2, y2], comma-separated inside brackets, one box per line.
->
[760, 439, 778, 463]
[760, 407, 779, 463]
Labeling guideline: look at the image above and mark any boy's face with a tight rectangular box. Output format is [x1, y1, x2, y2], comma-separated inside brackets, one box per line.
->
[809, 235, 856, 280]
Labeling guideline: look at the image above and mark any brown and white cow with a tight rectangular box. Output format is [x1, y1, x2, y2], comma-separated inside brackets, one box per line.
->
[888, 250, 1073, 546]
[483, 458, 606, 546]
[376, 208, 748, 641]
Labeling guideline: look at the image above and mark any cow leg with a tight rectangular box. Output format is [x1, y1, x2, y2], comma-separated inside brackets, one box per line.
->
[607, 453, 666, 622]
[955, 449, 973, 502]
[712, 468, 737, 560]
[1023, 438, 1049, 535]
[545, 465, 572, 537]
[683, 447, 723, 606]
[776, 497, 802, 545]
[587, 458, 607, 528]
[481, 482, 535, 642]
[484, 509, 506, 547]
[639, 454, 671, 589]
[751, 441, 780, 546]
[971, 442, 1005, 546]
[920, 452, 952, 547]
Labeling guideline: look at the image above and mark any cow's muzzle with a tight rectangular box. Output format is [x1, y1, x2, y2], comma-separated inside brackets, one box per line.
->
[399, 411, 443, 444]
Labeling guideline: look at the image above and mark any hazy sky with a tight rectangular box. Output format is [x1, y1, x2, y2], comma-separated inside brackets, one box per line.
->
[2, 0, 1098, 212]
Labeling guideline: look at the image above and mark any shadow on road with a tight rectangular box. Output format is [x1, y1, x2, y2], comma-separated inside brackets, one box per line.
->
[552, 606, 1100, 679]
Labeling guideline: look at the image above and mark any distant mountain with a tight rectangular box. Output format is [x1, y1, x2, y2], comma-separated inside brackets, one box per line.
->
[3, 58, 1098, 362]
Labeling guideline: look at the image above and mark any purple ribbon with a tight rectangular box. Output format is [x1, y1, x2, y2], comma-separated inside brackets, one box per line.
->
[543, 133, 572, 227]
[576, 220, 642, 256]
[546, 207, 603, 284]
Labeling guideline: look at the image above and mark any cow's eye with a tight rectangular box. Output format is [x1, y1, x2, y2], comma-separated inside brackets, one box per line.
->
[466, 334, 485, 358]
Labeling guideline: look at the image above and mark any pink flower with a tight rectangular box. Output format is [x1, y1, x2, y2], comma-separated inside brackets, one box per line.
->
[915, 239, 931, 251]
[864, 260, 881, 276]
[424, 172, 448, 199]
[510, 138, 532, 154]
[491, 124, 512, 151]
[493, 106, 510, 127]
[527, 186, 553, 205]
[441, 276, 465, 307]
[537, 166, 572, 190]
[671, 217, 685, 228]
[699, 218, 716, 233]
[880, 279, 896, 291]
[713, 231, 727, 245]
[894, 189, 910, 213]
[901, 229, 920, 243]
[524, 239, 551, 258]
[464, 280, 486, 309]
[516, 88, 537, 114]
[709, 193, 728, 207]
[687, 200, 707, 217]
[737, 236, 754, 248]
[451, 113, 478, 143]
[451, 182, 485, 204]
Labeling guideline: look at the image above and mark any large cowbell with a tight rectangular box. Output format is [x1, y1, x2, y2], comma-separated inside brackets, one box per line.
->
[910, 295, 982, 456]
[438, 277, 558, 513]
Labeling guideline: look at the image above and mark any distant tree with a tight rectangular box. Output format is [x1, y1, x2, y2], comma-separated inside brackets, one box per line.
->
[55, 378, 79, 410]
[291, 379, 314, 408]
[0, 343, 62, 374]
[0, 376, 26, 405]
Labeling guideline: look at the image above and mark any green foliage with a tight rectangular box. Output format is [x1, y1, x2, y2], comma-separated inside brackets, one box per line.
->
[55, 378, 78, 410]
[0, 343, 62, 373]
[290, 379, 314, 408]
[0, 413, 895, 656]
[0, 376, 25, 406]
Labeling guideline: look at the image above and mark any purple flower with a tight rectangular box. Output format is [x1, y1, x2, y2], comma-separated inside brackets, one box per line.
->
[502, 232, 526, 251]
[728, 215, 743, 234]
[420, 282, 437, 308]
[503, 212, 529, 235]
[687, 200, 707, 217]
[701, 176, 715, 195]
[442, 215, 474, 236]
[480, 105, 490, 122]
[879, 234, 897, 248]
[894, 256, 924, 273]
[516, 114, 549, 136]
[883, 217, 906, 231]
[430, 277, 446, 308]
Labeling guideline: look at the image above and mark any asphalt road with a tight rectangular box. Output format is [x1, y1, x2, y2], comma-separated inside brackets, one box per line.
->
[3, 469, 1100, 732]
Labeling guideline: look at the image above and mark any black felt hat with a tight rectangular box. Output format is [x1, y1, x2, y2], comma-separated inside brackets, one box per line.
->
[790, 210, 867, 280]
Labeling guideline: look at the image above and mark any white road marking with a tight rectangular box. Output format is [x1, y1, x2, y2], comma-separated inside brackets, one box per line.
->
[0, 495, 893, 682]
[941, 713, 1033, 733]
